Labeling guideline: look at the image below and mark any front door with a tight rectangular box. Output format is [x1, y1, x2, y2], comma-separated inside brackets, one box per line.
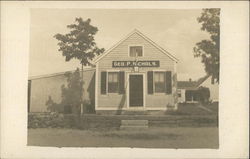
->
[129, 75, 143, 107]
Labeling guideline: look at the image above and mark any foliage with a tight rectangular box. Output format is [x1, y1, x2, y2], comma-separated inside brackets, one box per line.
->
[197, 86, 210, 105]
[28, 113, 78, 129]
[54, 17, 105, 66]
[45, 68, 94, 114]
[54, 17, 104, 115]
[83, 100, 95, 114]
[46, 96, 63, 113]
[194, 9, 220, 83]
[61, 68, 82, 114]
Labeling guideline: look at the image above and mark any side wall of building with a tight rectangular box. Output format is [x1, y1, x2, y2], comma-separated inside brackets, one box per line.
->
[96, 32, 177, 111]
[29, 70, 95, 112]
[199, 76, 219, 102]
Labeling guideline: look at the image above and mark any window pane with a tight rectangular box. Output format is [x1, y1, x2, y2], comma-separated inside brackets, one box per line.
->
[130, 46, 142, 57]
[108, 72, 119, 93]
[154, 72, 160, 82]
[108, 73, 113, 82]
[154, 72, 166, 93]
[130, 48, 136, 57]
[159, 73, 165, 82]
[136, 47, 142, 56]
[113, 73, 118, 82]
[155, 82, 165, 93]
[108, 83, 119, 93]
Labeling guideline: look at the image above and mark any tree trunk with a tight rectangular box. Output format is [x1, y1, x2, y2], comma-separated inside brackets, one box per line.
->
[80, 64, 84, 115]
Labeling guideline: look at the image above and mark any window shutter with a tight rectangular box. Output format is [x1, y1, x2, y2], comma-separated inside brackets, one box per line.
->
[165, 71, 172, 94]
[119, 71, 125, 94]
[101, 71, 107, 94]
[147, 71, 154, 94]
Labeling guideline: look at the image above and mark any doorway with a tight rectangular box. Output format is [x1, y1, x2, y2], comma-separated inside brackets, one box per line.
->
[129, 74, 144, 107]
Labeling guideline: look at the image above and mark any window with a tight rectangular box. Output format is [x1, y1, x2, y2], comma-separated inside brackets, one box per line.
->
[154, 72, 166, 93]
[178, 89, 181, 97]
[108, 72, 119, 93]
[148, 71, 172, 94]
[129, 46, 143, 57]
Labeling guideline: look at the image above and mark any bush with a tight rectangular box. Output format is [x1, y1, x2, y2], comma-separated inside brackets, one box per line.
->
[83, 100, 95, 114]
[28, 112, 78, 129]
[197, 86, 210, 105]
[46, 96, 64, 113]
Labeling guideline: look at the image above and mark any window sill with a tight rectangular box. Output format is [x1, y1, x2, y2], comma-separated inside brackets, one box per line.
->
[100, 93, 122, 96]
[148, 93, 171, 96]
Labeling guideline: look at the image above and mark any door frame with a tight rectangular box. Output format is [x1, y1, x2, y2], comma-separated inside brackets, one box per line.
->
[127, 72, 146, 110]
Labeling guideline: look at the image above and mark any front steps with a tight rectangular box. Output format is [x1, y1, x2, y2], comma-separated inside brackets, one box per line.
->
[120, 120, 148, 129]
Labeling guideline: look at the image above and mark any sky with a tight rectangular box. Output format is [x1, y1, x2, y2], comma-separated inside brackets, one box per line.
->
[29, 9, 210, 81]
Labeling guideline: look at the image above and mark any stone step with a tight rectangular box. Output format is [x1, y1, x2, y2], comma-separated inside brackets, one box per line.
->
[120, 120, 149, 129]
[121, 120, 148, 125]
[120, 125, 149, 130]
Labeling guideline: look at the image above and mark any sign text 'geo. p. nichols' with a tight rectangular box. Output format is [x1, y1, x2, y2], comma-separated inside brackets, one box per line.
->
[112, 61, 160, 67]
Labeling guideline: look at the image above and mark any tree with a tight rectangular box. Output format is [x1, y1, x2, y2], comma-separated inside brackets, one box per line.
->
[194, 9, 220, 83]
[46, 96, 63, 113]
[54, 18, 104, 115]
[61, 68, 82, 114]
[45, 69, 89, 114]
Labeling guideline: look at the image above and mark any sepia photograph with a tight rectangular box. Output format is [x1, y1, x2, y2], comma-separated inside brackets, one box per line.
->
[27, 8, 219, 148]
[1, 1, 249, 159]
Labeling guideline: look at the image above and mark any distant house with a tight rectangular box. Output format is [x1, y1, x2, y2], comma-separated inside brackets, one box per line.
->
[177, 75, 219, 103]
[177, 79, 198, 103]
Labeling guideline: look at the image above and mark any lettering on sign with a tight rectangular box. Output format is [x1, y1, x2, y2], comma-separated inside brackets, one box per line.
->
[112, 61, 160, 67]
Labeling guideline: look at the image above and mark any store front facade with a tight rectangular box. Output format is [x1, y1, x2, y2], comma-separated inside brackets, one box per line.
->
[93, 30, 178, 114]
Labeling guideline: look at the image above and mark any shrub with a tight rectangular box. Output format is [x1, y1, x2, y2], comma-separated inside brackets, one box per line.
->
[83, 100, 95, 114]
[197, 86, 210, 105]
[28, 113, 78, 129]
[46, 96, 64, 113]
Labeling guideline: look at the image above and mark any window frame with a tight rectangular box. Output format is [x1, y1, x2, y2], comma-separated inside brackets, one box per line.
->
[107, 71, 120, 94]
[153, 71, 167, 94]
[128, 45, 144, 57]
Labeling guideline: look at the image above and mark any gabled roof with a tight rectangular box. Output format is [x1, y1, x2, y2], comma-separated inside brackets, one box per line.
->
[93, 29, 178, 63]
[177, 81, 198, 90]
[196, 75, 210, 86]
[177, 75, 210, 90]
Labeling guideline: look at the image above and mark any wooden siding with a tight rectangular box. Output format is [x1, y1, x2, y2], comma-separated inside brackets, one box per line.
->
[30, 70, 95, 112]
[97, 32, 177, 109]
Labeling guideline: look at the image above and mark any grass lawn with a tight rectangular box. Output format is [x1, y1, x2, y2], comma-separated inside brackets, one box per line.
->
[28, 127, 218, 148]
[173, 102, 218, 115]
